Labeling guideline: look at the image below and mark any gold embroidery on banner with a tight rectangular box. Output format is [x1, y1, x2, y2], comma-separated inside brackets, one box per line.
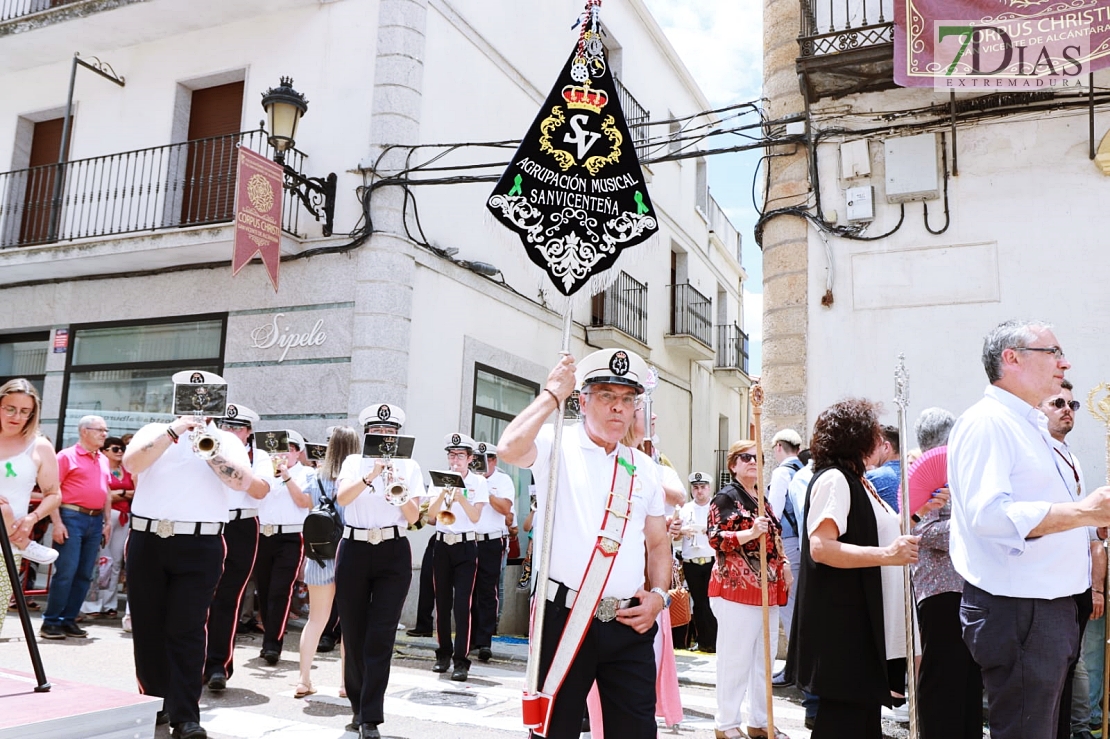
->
[538, 106, 576, 171]
[583, 115, 622, 176]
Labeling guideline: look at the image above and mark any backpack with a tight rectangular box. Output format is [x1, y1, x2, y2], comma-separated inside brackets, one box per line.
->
[780, 458, 805, 536]
[303, 479, 343, 566]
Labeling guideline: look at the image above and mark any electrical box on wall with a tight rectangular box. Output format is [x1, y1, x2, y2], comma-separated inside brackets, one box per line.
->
[840, 139, 871, 180]
[885, 133, 940, 202]
[846, 186, 874, 222]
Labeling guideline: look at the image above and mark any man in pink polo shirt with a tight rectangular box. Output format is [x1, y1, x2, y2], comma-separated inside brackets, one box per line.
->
[41, 415, 111, 640]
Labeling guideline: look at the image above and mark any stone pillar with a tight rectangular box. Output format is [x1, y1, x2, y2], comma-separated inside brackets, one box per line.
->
[760, 0, 811, 447]
[349, 0, 428, 415]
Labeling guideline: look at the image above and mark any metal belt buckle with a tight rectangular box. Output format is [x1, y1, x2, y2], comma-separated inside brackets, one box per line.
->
[595, 597, 618, 622]
[367, 528, 383, 545]
[598, 536, 619, 555]
[156, 519, 174, 539]
[262, 524, 274, 537]
[444, 533, 460, 545]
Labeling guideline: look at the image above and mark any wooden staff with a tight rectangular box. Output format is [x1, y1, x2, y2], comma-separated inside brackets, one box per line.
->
[894, 354, 918, 738]
[752, 382, 775, 737]
[1085, 382, 1110, 739]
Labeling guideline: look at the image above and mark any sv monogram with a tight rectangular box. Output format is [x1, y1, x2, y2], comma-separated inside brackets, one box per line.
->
[563, 115, 601, 160]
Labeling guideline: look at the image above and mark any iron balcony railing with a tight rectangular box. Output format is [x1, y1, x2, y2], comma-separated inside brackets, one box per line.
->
[668, 283, 713, 348]
[716, 449, 731, 489]
[715, 324, 750, 374]
[613, 76, 650, 160]
[0, 129, 306, 249]
[799, 0, 894, 58]
[590, 271, 648, 343]
[1, 0, 80, 23]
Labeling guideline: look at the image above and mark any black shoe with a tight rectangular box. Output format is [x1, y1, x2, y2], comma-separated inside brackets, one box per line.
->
[171, 721, 207, 739]
[771, 670, 791, 687]
[61, 622, 88, 638]
[39, 623, 66, 640]
[317, 635, 336, 653]
[406, 628, 432, 637]
[261, 650, 280, 665]
[207, 669, 227, 691]
[432, 656, 451, 673]
[805, 716, 816, 730]
[156, 710, 170, 726]
[359, 725, 381, 739]
[477, 647, 492, 662]
[450, 665, 469, 682]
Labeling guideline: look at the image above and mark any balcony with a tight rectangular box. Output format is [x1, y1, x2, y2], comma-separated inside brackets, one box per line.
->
[706, 193, 741, 265]
[797, 0, 896, 101]
[664, 283, 714, 361]
[587, 271, 650, 356]
[613, 76, 650, 161]
[714, 324, 751, 388]
[715, 449, 731, 489]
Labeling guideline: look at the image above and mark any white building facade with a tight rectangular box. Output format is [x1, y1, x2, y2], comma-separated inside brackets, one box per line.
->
[1, 0, 750, 629]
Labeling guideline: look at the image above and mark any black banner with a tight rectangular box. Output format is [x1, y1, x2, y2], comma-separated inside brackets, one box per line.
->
[487, 44, 658, 297]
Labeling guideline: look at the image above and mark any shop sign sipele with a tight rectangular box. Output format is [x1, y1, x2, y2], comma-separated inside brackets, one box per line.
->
[249, 312, 327, 362]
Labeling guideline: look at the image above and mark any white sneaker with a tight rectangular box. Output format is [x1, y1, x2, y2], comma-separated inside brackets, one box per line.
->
[881, 703, 910, 724]
[17, 541, 58, 565]
[121, 614, 132, 632]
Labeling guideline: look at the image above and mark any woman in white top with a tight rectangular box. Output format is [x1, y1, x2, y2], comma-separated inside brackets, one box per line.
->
[0, 379, 61, 635]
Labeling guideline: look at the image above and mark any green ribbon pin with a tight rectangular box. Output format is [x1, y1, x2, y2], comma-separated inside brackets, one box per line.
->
[4, 462, 15, 478]
[633, 190, 648, 215]
[508, 174, 523, 197]
[617, 457, 636, 475]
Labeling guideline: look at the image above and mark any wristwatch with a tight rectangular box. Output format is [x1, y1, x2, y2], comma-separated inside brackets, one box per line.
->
[650, 586, 671, 608]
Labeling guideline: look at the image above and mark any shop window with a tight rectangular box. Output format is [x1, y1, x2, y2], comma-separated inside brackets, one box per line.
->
[0, 331, 50, 397]
[58, 316, 225, 447]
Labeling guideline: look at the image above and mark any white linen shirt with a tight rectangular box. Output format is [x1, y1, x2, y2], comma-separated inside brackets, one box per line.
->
[476, 468, 515, 535]
[130, 423, 249, 523]
[337, 454, 426, 529]
[948, 385, 1089, 598]
[258, 462, 314, 526]
[530, 422, 664, 599]
[677, 501, 715, 560]
[433, 470, 489, 534]
[788, 463, 815, 536]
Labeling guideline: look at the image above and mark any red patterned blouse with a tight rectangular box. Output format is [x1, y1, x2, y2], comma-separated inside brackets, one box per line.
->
[707, 480, 789, 607]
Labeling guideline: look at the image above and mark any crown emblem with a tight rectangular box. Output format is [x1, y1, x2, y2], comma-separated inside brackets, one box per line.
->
[478, 443, 487, 454]
[226, 405, 238, 418]
[562, 83, 608, 114]
[451, 434, 461, 445]
[190, 372, 205, 384]
[378, 404, 391, 421]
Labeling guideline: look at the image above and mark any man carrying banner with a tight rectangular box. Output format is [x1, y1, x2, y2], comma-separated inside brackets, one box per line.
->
[499, 347, 670, 739]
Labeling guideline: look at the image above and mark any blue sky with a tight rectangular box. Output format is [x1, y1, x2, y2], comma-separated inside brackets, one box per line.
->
[643, 0, 765, 375]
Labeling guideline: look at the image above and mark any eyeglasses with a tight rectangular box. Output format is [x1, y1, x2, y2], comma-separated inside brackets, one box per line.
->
[447, 451, 470, 460]
[735, 453, 757, 463]
[1016, 346, 1066, 360]
[0, 405, 32, 419]
[583, 390, 639, 408]
[105, 445, 125, 453]
[216, 421, 250, 430]
[1049, 397, 1081, 412]
[86, 426, 109, 433]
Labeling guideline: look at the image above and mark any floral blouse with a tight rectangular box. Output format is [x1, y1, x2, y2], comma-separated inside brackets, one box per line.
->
[707, 479, 789, 607]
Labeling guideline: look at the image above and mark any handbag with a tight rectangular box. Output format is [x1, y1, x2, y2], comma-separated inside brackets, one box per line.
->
[668, 556, 691, 627]
[303, 478, 343, 566]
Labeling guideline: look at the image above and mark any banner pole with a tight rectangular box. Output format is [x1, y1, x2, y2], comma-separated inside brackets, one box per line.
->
[752, 382, 774, 738]
[525, 306, 574, 701]
[0, 514, 51, 691]
[895, 354, 917, 738]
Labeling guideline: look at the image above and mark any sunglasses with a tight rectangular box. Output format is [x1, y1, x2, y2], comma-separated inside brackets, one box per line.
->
[105, 445, 124, 453]
[736, 453, 757, 463]
[1049, 397, 1081, 412]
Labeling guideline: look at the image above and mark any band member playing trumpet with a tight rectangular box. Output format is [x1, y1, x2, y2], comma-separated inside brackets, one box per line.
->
[204, 404, 275, 692]
[499, 348, 668, 739]
[426, 433, 489, 682]
[470, 442, 514, 663]
[335, 404, 426, 739]
[254, 429, 313, 665]
[123, 370, 254, 739]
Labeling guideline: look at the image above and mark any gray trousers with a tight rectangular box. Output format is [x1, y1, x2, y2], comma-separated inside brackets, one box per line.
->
[961, 583, 1079, 739]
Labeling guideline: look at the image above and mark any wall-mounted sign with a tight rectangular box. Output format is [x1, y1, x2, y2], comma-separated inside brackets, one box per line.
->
[249, 312, 327, 362]
[53, 329, 68, 353]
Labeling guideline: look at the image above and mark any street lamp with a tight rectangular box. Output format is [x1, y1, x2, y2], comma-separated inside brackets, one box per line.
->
[260, 77, 337, 236]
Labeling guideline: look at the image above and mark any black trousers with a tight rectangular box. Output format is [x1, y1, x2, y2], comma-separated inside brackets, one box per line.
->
[412, 536, 436, 633]
[917, 591, 983, 739]
[335, 536, 412, 727]
[127, 530, 224, 725]
[532, 598, 658, 739]
[1057, 588, 1093, 739]
[812, 698, 882, 739]
[205, 515, 259, 681]
[683, 560, 716, 651]
[433, 538, 477, 667]
[470, 537, 505, 649]
[254, 531, 304, 654]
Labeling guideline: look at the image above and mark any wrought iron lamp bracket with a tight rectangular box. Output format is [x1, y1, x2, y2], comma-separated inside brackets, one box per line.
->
[282, 165, 336, 237]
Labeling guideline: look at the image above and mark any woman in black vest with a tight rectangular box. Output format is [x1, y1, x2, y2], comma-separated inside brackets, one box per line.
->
[786, 399, 919, 739]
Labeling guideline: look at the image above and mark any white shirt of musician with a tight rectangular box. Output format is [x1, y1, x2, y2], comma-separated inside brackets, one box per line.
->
[475, 468, 514, 535]
[226, 447, 275, 511]
[337, 454, 427, 530]
[530, 423, 664, 600]
[678, 501, 714, 560]
[258, 462, 314, 526]
[434, 470, 490, 535]
[659, 462, 683, 517]
[130, 423, 250, 524]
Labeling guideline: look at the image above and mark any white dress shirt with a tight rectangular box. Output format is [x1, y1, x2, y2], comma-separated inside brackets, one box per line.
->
[337, 454, 426, 530]
[530, 423, 664, 599]
[226, 447, 275, 510]
[258, 462, 314, 526]
[788, 463, 815, 535]
[476, 468, 515, 535]
[677, 501, 715, 560]
[434, 470, 489, 534]
[948, 385, 1089, 598]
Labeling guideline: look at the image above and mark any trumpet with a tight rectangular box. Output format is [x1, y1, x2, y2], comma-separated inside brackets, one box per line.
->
[437, 487, 458, 526]
[383, 462, 410, 506]
[190, 417, 221, 460]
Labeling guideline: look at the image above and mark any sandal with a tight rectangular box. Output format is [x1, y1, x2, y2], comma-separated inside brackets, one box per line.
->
[338, 686, 347, 699]
[102, 609, 118, 619]
[747, 728, 789, 739]
[714, 730, 748, 739]
[294, 682, 316, 699]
